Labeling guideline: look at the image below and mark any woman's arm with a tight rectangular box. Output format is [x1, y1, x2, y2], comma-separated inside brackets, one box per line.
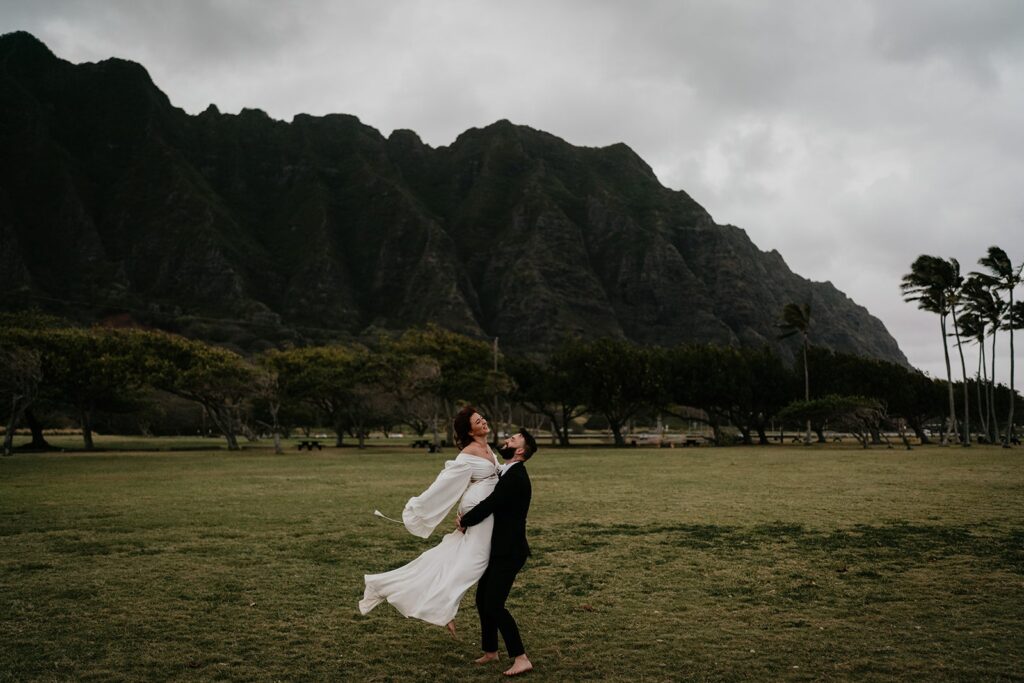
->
[402, 459, 473, 538]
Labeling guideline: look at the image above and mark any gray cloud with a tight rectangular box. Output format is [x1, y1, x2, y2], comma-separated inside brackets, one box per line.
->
[2, 0, 1022, 381]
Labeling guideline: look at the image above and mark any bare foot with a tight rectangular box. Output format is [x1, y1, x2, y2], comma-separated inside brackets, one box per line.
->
[446, 621, 457, 639]
[474, 652, 499, 665]
[503, 654, 533, 676]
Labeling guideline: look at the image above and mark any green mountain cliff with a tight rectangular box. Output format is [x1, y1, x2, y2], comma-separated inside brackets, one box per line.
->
[0, 31, 907, 364]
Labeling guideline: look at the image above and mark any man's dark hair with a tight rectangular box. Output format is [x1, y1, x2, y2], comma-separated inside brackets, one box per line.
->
[519, 428, 538, 460]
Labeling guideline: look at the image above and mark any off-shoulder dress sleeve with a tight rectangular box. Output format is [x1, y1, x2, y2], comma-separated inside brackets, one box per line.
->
[402, 457, 473, 538]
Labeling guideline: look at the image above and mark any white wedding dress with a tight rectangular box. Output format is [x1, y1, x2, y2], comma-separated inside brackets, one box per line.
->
[359, 452, 499, 626]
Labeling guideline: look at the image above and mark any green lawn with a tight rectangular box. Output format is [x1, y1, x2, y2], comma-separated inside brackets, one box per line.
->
[1, 444, 1022, 681]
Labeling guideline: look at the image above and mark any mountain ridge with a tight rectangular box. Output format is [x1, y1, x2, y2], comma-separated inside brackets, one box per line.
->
[0, 31, 907, 365]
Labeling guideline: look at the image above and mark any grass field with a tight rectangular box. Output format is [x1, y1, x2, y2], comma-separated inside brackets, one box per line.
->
[1, 442, 1022, 681]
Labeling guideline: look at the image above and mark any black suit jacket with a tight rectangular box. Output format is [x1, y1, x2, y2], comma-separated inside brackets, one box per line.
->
[460, 462, 531, 559]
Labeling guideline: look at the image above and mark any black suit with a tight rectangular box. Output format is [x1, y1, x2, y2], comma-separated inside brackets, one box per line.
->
[460, 461, 531, 656]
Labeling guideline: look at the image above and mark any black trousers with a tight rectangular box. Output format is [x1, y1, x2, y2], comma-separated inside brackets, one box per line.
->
[476, 554, 527, 657]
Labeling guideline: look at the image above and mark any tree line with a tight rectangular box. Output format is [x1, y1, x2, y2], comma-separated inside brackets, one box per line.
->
[5, 310, 1020, 455]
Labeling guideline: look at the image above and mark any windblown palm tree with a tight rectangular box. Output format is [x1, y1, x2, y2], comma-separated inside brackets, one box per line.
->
[945, 260, 970, 445]
[962, 275, 1005, 443]
[901, 255, 961, 445]
[956, 310, 989, 441]
[975, 246, 1022, 447]
[1005, 301, 1024, 443]
[778, 302, 812, 445]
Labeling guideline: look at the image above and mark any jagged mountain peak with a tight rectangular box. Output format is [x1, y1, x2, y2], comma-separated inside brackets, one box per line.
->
[0, 30, 56, 60]
[0, 33, 907, 365]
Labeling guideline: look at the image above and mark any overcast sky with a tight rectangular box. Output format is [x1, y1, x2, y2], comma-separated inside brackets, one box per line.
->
[3, 0, 1023, 383]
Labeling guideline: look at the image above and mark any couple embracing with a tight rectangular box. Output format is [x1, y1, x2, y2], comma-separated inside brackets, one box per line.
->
[359, 406, 537, 677]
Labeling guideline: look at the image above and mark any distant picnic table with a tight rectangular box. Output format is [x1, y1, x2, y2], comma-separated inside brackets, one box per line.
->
[411, 439, 447, 452]
[298, 440, 323, 451]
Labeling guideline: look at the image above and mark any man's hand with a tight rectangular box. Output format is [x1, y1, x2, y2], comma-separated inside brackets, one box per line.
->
[455, 513, 465, 533]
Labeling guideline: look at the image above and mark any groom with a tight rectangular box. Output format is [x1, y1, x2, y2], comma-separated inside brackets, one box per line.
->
[456, 428, 538, 677]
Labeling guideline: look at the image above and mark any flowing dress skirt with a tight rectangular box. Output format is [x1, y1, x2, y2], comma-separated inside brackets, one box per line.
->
[359, 475, 496, 626]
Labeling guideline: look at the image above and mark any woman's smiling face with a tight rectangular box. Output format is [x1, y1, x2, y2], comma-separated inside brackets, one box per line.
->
[470, 412, 489, 437]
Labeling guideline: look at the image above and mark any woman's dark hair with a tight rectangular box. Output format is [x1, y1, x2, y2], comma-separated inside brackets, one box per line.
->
[453, 405, 479, 449]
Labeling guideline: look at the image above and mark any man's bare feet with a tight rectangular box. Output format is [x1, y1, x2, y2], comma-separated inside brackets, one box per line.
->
[446, 621, 457, 639]
[474, 652, 499, 665]
[503, 654, 532, 676]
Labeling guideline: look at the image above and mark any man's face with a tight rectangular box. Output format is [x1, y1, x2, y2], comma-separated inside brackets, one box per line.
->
[500, 433, 525, 460]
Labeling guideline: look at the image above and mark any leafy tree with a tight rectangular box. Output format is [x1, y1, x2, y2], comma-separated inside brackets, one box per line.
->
[143, 332, 256, 450]
[50, 328, 152, 450]
[811, 350, 937, 446]
[777, 303, 812, 444]
[269, 342, 431, 449]
[250, 348, 316, 439]
[374, 337, 441, 439]
[391, 325, 509, 446]
[340, 347, 398, 449]
[886, 370, 945, 444]
[0, 314, 73, 450]
[662, 345, 794, 446]
[19, 409, 50, 451]
[741, 347, 799, 444]
[0, 342, 42, 456]
[561, 338, 659, 447]
[778, 395, 886, 449]
[0, 327, 151, 450]
[254, 351, 289, 454]
[660, 344, 735, 445]
[508, 346, 586, 447]
[270, 345, 358, 447]
[653, 344, 791, 446]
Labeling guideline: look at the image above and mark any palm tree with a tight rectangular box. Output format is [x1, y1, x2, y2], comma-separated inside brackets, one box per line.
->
[778, 302, 812, 445]
[956, 310, 988, 440]
[962, 275, 1005, 443]
[901, 255, 960, 445]
[1005, 301, 1024, 444]
[945, 259, 971, 445]
[975, 246, 1022, 447]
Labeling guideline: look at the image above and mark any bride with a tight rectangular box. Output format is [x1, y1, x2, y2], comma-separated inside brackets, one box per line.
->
[359, 405, 499, 636]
